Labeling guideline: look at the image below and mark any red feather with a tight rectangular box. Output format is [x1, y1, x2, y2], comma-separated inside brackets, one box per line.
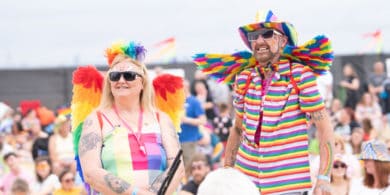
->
[72, 65, 104, 92]
[153, 74, 183, 101]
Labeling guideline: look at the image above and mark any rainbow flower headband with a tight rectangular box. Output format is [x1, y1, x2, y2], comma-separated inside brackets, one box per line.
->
[105, 41, 147, 67]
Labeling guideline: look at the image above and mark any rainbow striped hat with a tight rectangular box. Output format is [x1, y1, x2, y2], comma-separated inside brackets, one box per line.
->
[360, 140, 390, 162]
[239, 10, 298, 49]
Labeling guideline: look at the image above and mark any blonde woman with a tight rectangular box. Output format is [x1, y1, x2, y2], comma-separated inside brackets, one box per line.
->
[78, 42, 184, 194]
[48, 115, 75, 175]
[330, 154, 351, 195]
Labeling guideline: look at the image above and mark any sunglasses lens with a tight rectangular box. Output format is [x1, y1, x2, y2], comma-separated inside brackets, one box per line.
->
[109, 72, 121, 81]
[333, 163, 346, 169]
[123, 72, 137, 81]
[248, 29, 276, 41]
[261, 30, 275, 39]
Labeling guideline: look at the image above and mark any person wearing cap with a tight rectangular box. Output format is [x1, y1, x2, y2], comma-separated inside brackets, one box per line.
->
[330, 154, 351, 195]
[349, 140, 390, 194]
[193, 10, 335, 195]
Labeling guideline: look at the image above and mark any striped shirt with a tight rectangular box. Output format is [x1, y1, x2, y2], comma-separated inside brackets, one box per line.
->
[233, 60, 324, 195]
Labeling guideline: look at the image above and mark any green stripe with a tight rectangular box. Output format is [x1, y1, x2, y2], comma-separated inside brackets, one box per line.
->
[261, 147, 307, 157]
[72, 123, 83, 155]
[261, 163, 310, 173]
[101, 133, 118, 176]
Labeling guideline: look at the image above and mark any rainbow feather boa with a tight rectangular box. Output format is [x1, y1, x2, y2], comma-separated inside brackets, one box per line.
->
[193, 35, 334, 84]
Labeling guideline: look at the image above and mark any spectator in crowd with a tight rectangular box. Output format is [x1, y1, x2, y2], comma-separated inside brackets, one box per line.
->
[31, 156, 60, 195]
[53, 169, 84, 195]
[355, 92, 383, 129]
[346, 127, 364, 155]
[191, 79, 216, 122]
[11, 178, 30, 195]
[180, 79, 207, 177]
[335, 107, 360, 141]
[180, 153, 211, 195]
[193, 70, 231, 105]
[330, 134, 362, 178]
[31, 134, 50, 160]
[11, 111, 23, 135]
[48, 115, 75, 175]
[339, 63, 360, 110]
[368, 61, 388, 104]
[21, 109, 40, 134]
[211, 103, 232, 148]
[0, 103, 14, 134]
[0, 133, 13, 160]
[361, 118, 378, 141]
[329, 98, 343, 129]
[197, 167, 259, 195]
[349, 140, 390, 194]
[0, 152, 34, 194]
[330, 154, 351, 195]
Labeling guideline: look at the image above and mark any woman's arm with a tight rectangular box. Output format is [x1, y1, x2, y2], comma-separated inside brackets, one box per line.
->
[79, 112, 152, 195]
[159, 111, 185, 195]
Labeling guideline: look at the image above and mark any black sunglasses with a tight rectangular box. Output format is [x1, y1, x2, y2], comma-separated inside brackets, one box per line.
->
[247, 29, 283, 42]
[109, 71, 142, 82]
[333, 163, 347, 169]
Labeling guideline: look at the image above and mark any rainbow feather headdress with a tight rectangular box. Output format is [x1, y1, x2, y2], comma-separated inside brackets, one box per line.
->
[105, 41, 147, 67]
[71, 41, 185, 193]
[193, 11, 334, 84]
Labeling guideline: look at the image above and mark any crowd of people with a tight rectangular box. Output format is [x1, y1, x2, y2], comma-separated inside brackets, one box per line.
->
[1, 59, 390, 195]
[1, 9, 390, 194]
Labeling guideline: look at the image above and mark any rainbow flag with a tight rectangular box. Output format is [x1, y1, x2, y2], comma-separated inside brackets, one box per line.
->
[146, 37, 177, 63]
[255, 10, 279, 22]
[360, 29, 384, 54]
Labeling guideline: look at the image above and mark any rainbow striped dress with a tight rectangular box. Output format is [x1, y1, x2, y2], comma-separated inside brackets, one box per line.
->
[100, 115, 167, 190]
[233, 61, 324, 195]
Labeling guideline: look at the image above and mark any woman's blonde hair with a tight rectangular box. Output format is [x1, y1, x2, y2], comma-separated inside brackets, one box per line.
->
[99, 54, 155, 111]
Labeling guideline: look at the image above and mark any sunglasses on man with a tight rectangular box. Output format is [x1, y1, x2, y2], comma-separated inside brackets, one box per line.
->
[109, 71, 143, 82]
[247, 29, 283, 42]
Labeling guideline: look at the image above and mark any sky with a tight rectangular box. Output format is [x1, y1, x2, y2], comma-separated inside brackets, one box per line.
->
[0, 0, 389, 69]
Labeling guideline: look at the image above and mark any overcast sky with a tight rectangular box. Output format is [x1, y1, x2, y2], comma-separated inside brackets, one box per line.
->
[0, 0, 389, 69]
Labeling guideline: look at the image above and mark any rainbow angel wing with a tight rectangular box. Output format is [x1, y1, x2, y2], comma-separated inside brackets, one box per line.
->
[71, 65, 103, 184]
[153, 74, 185, 132]
[193, 51, 257, 84]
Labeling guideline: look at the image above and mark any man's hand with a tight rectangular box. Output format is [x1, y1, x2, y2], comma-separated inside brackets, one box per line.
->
[313, 179, 331, 195]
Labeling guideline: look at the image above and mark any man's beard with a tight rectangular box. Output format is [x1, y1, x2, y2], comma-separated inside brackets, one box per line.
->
[254, 50, 277, 64]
